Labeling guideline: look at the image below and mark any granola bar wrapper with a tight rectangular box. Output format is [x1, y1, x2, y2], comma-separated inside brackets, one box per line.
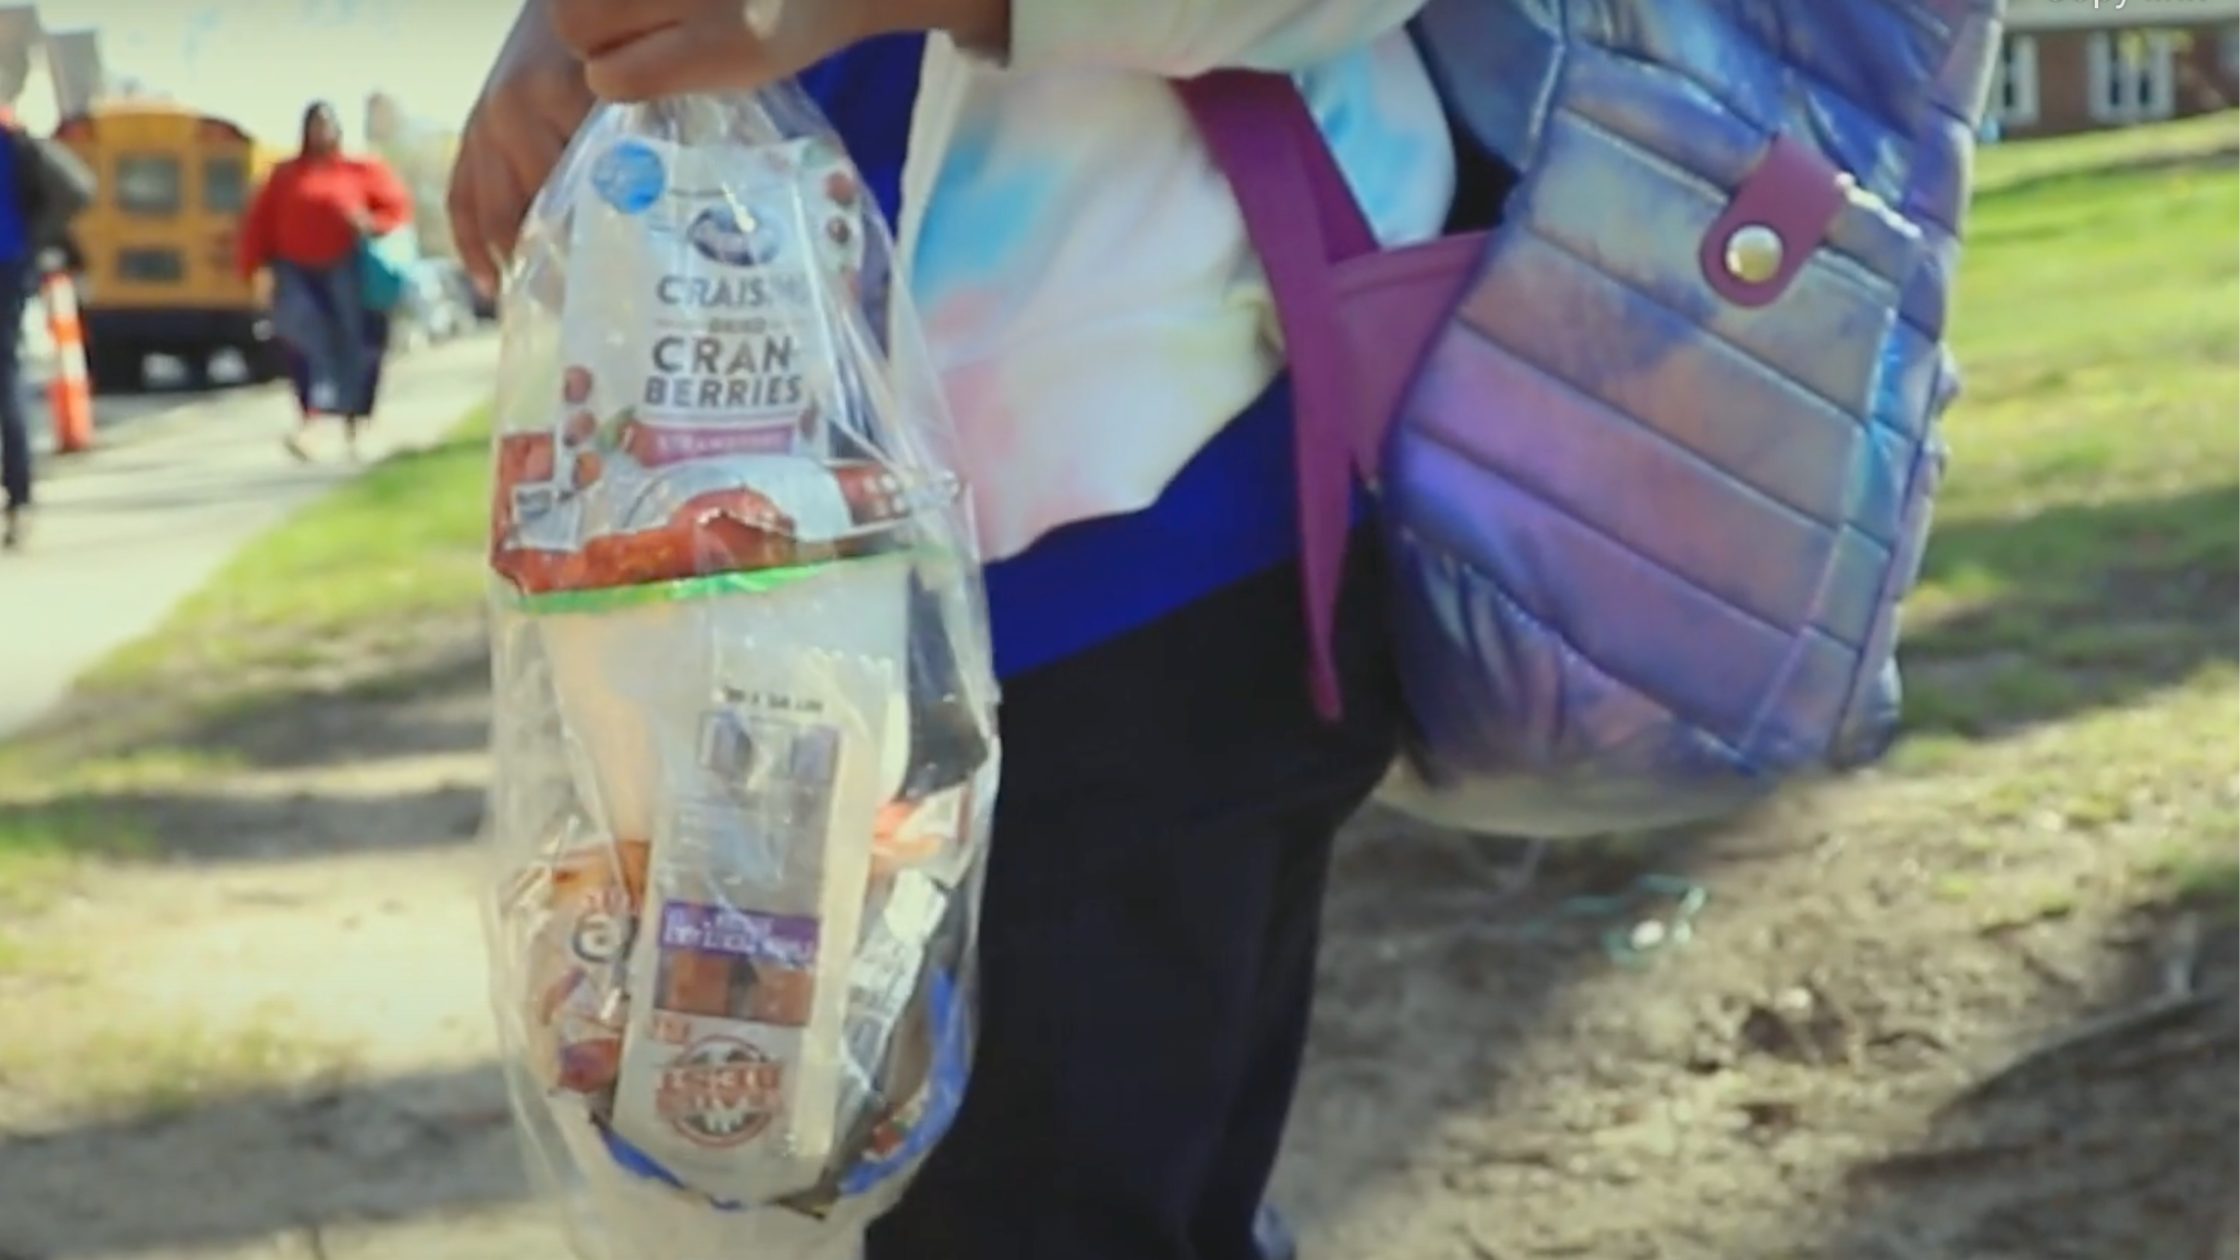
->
[481, 86, 998, 1260]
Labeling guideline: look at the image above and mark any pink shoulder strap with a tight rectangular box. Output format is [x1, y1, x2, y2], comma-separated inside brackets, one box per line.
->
[1174, 71, 1380, 721]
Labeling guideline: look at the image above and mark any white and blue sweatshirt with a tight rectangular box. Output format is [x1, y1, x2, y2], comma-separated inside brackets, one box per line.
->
[816, 4, 1455, 675]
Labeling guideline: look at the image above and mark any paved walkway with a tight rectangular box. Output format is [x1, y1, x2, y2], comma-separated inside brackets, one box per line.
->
[0, 334, 502, 737]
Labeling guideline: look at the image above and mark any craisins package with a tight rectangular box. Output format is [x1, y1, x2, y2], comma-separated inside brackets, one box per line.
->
[480, 88, 999, 1260]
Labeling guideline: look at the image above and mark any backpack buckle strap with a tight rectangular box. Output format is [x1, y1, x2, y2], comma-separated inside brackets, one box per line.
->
[1698, 134, 1848, 308]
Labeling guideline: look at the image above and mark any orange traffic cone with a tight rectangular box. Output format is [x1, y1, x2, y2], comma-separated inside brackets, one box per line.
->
[41, 269, 93, 454]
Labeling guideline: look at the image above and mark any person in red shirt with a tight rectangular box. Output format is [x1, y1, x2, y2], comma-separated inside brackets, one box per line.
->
[238, 101, 412, 459]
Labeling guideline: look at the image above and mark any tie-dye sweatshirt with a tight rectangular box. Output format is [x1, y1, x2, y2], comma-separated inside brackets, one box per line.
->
[893, 2, 1455, 564]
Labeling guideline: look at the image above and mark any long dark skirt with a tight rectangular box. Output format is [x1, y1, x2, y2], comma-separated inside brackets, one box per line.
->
[282, 309, 388, 420]
[271, 259, 389, 420]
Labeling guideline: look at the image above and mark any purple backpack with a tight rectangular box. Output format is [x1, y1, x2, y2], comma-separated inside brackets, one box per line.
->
[1180, 0, 2005, 837]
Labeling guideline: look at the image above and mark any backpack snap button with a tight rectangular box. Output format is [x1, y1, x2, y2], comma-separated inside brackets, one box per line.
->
[1723, 224, 1785, 285]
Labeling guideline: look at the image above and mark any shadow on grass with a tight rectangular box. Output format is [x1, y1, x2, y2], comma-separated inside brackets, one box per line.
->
[0, 1062, 530, 1257]
[22, 633, 492, 774]
[0, 780, 486, 868]
[1900, 484, 2240, 738]
[1974, 142, 2239, 205]
[0, 638, 492, 881]
[151, 640, 495, 772]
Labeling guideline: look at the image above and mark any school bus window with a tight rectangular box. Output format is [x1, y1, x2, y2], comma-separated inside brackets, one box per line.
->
[117, 247, 185, 283]
[115, 153, 183, 215]
[203, 157, 247, 214]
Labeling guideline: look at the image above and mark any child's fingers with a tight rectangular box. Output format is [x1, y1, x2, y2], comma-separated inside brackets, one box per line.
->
[448, 158, 515, 297]
[581, 20, 776, 101]
[545, 0, 686, 59]
[501, 116, 570, 221]
[446, 127, 497, 293]
[451, 123, 546, 295]
[449, 66, 591, 294]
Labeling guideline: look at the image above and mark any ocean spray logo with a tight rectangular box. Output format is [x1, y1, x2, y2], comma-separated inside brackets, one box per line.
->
[686, 205, 782, 267]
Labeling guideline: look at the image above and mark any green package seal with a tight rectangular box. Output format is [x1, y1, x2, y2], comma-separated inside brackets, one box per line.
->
[501, 550, 927, 616]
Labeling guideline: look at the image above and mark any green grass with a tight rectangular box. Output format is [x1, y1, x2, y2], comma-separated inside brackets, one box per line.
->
[0, 1011, 361, 1119]
[2139, 793, 2240, 921]
[0, 800, 153, 912]
[86, 411, 494, 689]
[1893, 118, 2239, 744]
[1973, 111, 2237, 196]
[1851, 120, 2239, 925]
[99, 1020, 359, 1118]
[2170, 855, 2240, 911]
[0, 410, 490, 907]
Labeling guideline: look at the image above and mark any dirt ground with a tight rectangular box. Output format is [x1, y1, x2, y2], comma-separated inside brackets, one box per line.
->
[0, 626, 2233, 1260]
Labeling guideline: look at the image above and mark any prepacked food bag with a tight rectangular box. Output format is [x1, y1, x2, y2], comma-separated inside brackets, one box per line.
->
[481, 85, 999, 1260]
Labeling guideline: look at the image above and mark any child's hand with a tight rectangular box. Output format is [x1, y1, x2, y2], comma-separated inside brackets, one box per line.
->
[450, 0, 1012, 294]
[547, 0, 1011, 101]
[448, 2, 596, 296]
[546, 0, 864, 102]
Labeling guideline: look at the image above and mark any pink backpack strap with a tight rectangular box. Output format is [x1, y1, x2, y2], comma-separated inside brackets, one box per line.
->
[1174, 71, 1380, 722]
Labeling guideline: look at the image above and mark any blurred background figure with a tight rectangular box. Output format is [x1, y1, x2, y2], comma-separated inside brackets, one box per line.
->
[0, 97, 91, 549]
[236, 99, 409, 460]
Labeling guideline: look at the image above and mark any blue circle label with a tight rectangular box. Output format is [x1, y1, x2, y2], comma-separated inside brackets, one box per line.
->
[591, 139, 665, 215]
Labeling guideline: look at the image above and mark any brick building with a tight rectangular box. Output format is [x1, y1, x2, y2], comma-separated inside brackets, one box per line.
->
[1990, 0, 2240, 137]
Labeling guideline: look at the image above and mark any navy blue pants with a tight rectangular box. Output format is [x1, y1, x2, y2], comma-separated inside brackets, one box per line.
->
[282, 308, 389, 421]
[273, 259, 390, 420]
[868, 540, 1399, 1260]
[0, 257, 31, 509]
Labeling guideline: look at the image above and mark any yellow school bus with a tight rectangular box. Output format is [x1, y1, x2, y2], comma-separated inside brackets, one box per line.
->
[55, 103, 287, 389]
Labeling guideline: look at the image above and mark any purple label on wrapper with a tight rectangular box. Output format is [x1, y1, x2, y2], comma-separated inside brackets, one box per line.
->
[660, 902, 821, 968]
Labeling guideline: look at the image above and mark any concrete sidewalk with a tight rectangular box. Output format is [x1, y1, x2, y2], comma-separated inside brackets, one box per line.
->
[0, 334, 501, 737]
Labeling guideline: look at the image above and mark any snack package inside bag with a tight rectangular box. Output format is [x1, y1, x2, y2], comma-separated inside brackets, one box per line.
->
[482, 87, 999, 1258]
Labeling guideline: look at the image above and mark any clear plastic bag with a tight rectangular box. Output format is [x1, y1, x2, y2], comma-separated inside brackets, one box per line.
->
[480, 85, 999, 1259]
